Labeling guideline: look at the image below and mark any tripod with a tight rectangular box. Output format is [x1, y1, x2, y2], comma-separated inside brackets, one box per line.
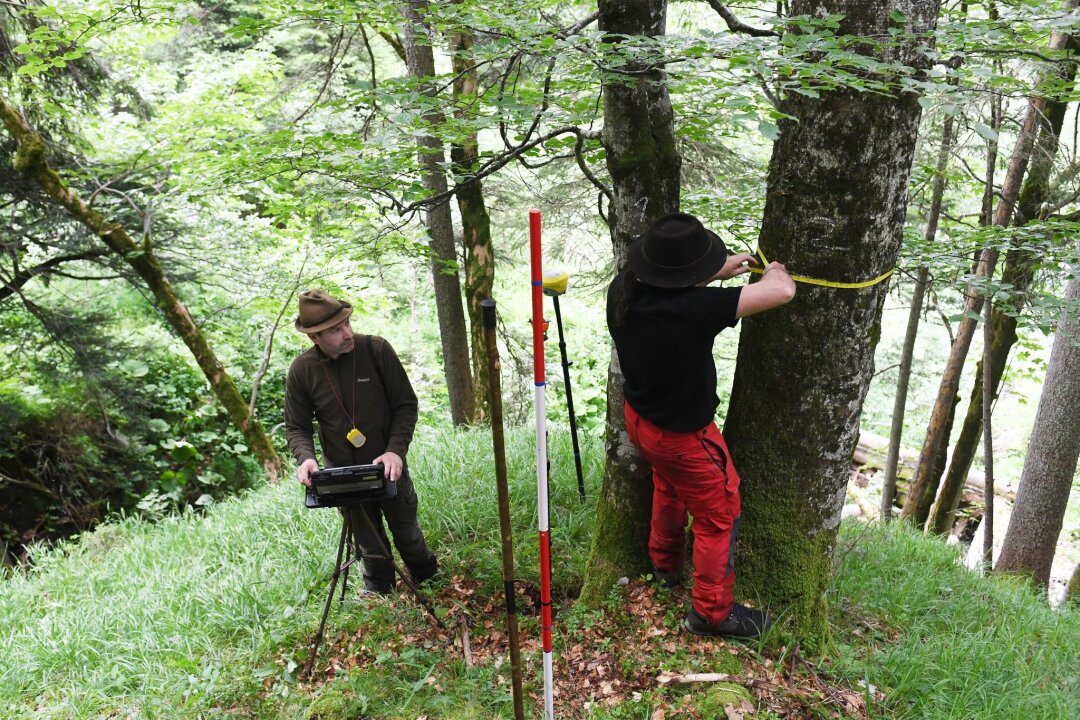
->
[302, 505, 445, 677]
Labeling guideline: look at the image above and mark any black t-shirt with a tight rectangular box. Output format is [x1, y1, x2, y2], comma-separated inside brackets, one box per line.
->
[607, 272, 742, 432]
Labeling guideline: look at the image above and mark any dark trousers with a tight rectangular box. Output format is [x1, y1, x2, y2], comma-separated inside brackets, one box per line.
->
[625, 402, 742, 625]
[342, 468, 437, 586]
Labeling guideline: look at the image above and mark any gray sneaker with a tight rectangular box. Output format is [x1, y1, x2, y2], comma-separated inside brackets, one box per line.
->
[684, 603, 772, 640]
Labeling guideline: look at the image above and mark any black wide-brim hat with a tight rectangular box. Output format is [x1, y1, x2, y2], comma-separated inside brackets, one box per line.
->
[627, 212, 729, 288]
[295, 289, 353, 334]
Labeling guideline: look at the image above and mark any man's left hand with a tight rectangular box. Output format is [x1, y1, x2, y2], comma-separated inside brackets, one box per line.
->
[716, 252, 758, 281]
[374, 451, 404, 482]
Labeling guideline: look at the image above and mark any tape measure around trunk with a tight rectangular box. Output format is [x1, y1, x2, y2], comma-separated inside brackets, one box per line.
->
[749, 248, 894, 289]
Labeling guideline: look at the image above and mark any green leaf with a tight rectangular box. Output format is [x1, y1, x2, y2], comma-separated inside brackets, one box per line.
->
[973, 124, 999, 142]
[121, 360, 150, 378]
[758, 121, 780, 141]
[147, 419, 170, 433]
[889, 9, 907, 24]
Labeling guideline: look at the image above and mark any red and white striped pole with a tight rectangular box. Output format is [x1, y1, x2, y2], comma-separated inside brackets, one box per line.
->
[529, 208, 555, 720]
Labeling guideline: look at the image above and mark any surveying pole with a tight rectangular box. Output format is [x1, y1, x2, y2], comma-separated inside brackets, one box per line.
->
[481, 298, 526, 720]
[529, 209, 555, 720]
[542, 270, 585, 501]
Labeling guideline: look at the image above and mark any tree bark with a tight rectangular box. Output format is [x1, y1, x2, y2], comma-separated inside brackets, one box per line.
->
[980, 292, 994, 570]
[0, 95, 284, 481]
[579, 0, 682, 607]
[722, 0, 939, 643]
[901, 30, 1067, 524]
[400, 0, 476, 425]
[994, 247, 1080, 588]
[929, 19, 1080, 534]
[883, 107, 957, 519]
[449, 21, 495, 422]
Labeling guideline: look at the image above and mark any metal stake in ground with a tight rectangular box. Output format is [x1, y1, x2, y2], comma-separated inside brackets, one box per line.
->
[542, 269, 585, 501]
[529, 208, 555, 720]
[481, 298, 525, 720]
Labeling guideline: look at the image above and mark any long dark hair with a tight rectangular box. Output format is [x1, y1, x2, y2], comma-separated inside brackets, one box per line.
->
[612, 270, 639, 327]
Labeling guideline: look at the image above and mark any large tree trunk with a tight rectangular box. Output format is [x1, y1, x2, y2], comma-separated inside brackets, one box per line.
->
[929, 22, 1080, 534]
[579, 0, 681, 607]
[400, 0, 476, 425]
[994, 249, 1080, 588]
[0, 96, 284, 480]
[901, 34, 1066, 523]
[449, 22, 495, 422]
[722, 0, 939, 642]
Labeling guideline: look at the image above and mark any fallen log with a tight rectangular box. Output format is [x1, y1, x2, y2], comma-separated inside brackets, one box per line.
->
[855, 430, 1015, 503]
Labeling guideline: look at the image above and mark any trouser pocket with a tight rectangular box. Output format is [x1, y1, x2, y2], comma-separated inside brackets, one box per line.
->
[726, 515, 741, 577]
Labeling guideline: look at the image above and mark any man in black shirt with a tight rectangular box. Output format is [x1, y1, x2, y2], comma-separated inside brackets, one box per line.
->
[607, 213, 795, 639]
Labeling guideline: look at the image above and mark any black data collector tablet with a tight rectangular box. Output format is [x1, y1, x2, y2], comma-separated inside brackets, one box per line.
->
[305, 463, 397, 508]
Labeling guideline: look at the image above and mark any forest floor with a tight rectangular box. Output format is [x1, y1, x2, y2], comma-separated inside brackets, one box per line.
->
[285, 575, 878, 720]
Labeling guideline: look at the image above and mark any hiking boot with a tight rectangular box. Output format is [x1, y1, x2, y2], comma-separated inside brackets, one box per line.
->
[684, 603, 772, 640]
[408, 558, 440, 586]
[649, 561, 681, 589]
[362, 576, 395, 596]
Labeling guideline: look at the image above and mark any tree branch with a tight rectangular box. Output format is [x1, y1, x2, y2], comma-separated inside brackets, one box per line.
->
[0, 249, 110, 302]
[704, 1, 780, 37]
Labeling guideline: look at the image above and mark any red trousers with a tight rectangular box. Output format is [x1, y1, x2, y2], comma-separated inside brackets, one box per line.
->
[625, 402, 742, 624]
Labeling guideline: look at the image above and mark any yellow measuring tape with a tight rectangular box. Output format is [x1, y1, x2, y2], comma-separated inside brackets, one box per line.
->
[747, 248, 894, 290]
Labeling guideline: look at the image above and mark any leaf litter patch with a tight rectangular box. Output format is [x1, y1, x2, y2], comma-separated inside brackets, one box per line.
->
[272, 576, 878, 718]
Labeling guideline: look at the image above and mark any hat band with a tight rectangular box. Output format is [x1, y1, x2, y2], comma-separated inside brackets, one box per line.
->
[307, 307, 344, 329]
[641, 241, 712, 270]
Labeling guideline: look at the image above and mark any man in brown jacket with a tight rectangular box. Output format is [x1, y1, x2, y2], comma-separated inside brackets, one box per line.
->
[284, 289, 438, 594]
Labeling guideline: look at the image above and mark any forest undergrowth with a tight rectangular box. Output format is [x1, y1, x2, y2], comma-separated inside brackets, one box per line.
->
[1, 426, 1076, 720]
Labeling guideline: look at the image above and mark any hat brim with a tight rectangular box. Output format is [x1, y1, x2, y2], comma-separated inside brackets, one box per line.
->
[294, 305, 353, 334]
[626, 229, 729, 288]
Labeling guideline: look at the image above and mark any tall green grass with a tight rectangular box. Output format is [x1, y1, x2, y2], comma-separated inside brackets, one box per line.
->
[828, 521, 1080, 720]
[2, 425, 1077, 719]
[0, 424, 600, 719]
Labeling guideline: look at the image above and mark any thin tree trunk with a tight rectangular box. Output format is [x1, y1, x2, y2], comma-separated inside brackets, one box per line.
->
[579, 0, 681, 607]
[723, 0, 939, 643]
[929, 17, 1080, 534]
[400, 0, 476, 425]
[449, 21, 494, 422]
[911, 68, 1005, 523]
[882, 108, 957, 518]
[980, 294, 994, 570]
[994, 248, 1080, 588]
[0, 96, 284, 480]
[901, 37, 1065, 523]
[1066, 563, 1080, 606]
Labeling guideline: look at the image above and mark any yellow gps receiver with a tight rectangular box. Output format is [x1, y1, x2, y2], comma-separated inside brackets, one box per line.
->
[542, 269, 568, 296]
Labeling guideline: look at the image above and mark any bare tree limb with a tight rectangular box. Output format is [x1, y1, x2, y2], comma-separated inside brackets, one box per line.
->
[248, 251, 309, 417]
[0, 249, 110, 302]
[704, 1, 780, 38]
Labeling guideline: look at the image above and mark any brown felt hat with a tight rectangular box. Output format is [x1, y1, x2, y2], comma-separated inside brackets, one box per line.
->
[294, 289, 353, 334]
[627, 213, 729, 288]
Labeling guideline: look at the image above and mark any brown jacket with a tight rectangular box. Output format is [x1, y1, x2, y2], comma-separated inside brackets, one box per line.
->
[284, 334, 417, 468]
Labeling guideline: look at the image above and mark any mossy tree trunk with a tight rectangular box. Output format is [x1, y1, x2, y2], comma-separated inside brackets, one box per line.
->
[0, 95, 284, 481]
[929, 23, 1080, 534]
[722, 0, 939, 645]
[903, 23, 1072, 526]
[450, 22, 494, 422]
[994, 248, 1080, 588]
[579, 0, 681, 607]
[400, 0, 476, 425]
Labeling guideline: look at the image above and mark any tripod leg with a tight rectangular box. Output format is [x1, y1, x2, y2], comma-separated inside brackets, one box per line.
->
[340, 512, 352, 601]
[350, 506, 447, 630]
[303, 515, 350, 678]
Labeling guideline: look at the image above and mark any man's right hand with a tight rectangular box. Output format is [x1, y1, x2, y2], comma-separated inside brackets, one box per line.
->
[297, 458, 320, 487]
